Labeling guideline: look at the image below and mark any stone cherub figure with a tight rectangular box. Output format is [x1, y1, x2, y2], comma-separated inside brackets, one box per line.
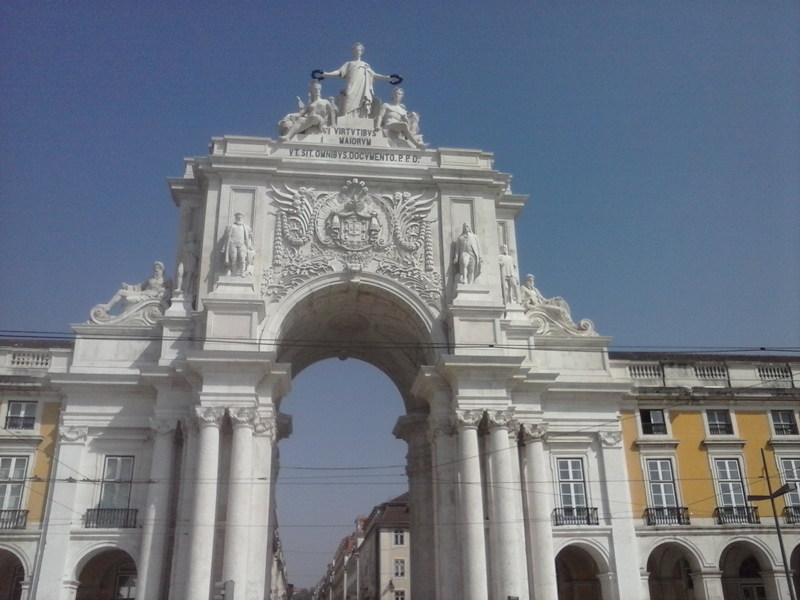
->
[320, 43, 396, 119]
[498, 244, 519, 304]
[375, 88, 427, 150]
[455, 223, 481, 284]
[92, 261, 172, 323]
[222, 212, 254, 277]
[278, 81, 335, 141]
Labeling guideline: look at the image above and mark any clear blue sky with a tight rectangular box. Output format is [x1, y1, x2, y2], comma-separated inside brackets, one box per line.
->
[1, 1, 798, 589]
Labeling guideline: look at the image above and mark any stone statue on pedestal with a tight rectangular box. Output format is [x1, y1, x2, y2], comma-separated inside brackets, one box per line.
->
[175, 231, 200, 296]
[223, 213, 254, 277]
[455, 223, 481, 284]
[375, 88, 428, 150]
[499, 244, 519, 304]
[278, 81, 335, 142]
[320, 43, 398, 119]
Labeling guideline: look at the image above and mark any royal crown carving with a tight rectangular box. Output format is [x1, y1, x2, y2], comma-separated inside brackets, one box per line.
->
[262, 178, 441, 307]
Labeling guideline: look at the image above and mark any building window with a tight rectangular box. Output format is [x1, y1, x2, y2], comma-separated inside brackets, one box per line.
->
[558, 458, 586, 508]
[781, 459, 800, 507]
[641, 409, 667, 435]
[5, 402, 35, 430]
[707, 410, 734, 435]
[394, 592, 405, 600]
[0, 456, 27, 511]
[715, 458, 746, 506]
[647, 459, 678, 508]
[393, 529, 405, 545]
[394, 559, 405, 578]
[115, 561, 137, 599]
[100, 456, 134, 509]
[772, 411, 799, 436]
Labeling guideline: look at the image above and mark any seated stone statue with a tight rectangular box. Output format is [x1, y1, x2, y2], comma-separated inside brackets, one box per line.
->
[519, 274, 596, 336]
[91, 262, 172, 324]
[278, 81, 335, 141]
[375, 88, 427, 149]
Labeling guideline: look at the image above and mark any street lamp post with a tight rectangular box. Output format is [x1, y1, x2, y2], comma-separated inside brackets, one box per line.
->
[747, 448, 797, 600]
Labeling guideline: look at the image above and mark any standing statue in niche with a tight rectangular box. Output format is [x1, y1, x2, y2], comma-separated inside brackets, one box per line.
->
[375, 88, 428, 150]
[318, 43, 400, 119]
[175, 231, 200, 296]
[278, 81, 335, 141]
[498, 244, 519, 304]
[223, 213, 254, 277]
[455, 223, 482, 284]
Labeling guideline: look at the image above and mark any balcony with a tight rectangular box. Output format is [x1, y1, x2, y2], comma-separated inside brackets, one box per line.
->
[553, 507, 599, 526]
[4, 416, 35, 430]
[708, 423, 734, 435]
[0, 510, 28, 530]
[84, 508, 138, 529]
[785, 506, 800, 525]
[645, 507, 691, 526]
[715, 506, 760, 525]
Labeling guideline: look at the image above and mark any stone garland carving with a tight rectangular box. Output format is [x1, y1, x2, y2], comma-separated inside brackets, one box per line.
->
[519, 274, 596, 337]
[90, 261, 172, 326]
[599, 431, 623, 447]
[262, 179, 441, 307]
[59, 425, 89, 443]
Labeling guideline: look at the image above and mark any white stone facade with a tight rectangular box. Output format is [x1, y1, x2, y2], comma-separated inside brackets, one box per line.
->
[0, 62, 798, 600]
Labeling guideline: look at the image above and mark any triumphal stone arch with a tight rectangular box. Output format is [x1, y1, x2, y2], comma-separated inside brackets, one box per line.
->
[42, 49, 640, 600]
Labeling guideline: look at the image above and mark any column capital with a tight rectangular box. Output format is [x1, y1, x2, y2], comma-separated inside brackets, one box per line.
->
[520, 422, 548, 443]
[195, 406, 225, 428]
[230, 406, 259, 429]
[150, 417, 178, 436]
[486, 409, 517, 432]
[454, 409, 484, 429]
[59, 425, 88, 444]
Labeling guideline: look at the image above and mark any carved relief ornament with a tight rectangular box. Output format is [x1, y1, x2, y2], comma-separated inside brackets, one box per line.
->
[599, 431, 623, 447]
[230, 407, 260, 429]
[195, 406, 225, 428]
[262, 179, 442, 307]
[486, 409, 517, 431]
[59, 426, 89, 443]
[454, 409, 484, 428]
[520, 423, 548, 444]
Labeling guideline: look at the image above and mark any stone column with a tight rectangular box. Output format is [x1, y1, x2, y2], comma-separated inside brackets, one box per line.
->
[394, 414, 436, 600]
[455, 409, 489, 600]
[691, 570, 724, 600]
[521, 423, 558, 600]
[32, 426, 87, 600]
[247, 413, 279, 599]
[599, 431, 640, 600]
[223, 407, 258, 596]
[136, 418, 177, 600]
[507, 426, 530, 600]
[429, 414, 460, 600]
[169, 420, 198, 600]
[486, 410, 524, 600]
[184, 406, 225, 600]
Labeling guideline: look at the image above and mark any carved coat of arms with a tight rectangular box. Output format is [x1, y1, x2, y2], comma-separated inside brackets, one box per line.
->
[262, 179, 442, 307]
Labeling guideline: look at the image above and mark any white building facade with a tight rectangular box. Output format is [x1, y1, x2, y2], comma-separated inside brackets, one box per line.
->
[0, 50, 798, 600]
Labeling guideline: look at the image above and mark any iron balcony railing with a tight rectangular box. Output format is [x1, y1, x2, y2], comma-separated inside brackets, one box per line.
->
[84, 508, 138, 529]
[642, 423, 668, 435]
[0, 510, 28, 530]
[784, 506, 800, 525]
[715, 506, 760, 525]
[645, 507, 691, 526]
[553, 507, 599, 526]
[774, 423, 799, 436]
[708, 423, 734, 435]
[4, 416, 35, 430]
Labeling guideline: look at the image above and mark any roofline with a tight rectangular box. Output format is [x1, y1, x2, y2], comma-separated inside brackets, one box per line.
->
[608, 351, 799, 363]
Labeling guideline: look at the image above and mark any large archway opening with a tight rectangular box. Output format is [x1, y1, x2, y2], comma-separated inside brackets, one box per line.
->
[270, 280, 441, 592]
[0, 549, 24, 600]
[646, 542, 700, 600]
[719, 542, 771, 600]
[75, 548, 137, 600]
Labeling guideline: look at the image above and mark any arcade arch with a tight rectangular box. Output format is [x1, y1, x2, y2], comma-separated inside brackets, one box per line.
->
[646, 541, 703, 600]
[555, 545, 603, 600]
[75, 548, 137, 600]
[0, 548, 25, 600]
[719, 541, 773, 600]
